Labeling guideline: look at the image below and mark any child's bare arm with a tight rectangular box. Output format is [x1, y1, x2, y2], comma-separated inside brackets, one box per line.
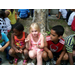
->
[56, 45, 66, 65]
[25, 34, 30, 49]
[11, 33, 18, 51]
[38, 34, 44, 49]
[0, 41, 10, 52]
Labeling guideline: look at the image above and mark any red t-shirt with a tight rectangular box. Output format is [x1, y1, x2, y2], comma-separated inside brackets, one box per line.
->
[46, 36, 65, 52]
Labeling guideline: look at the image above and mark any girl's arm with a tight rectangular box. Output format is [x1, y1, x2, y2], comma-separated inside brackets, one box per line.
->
[25, 34, 31, 49]
[11, 33, 18, 50]
[38, 34, 44, 49]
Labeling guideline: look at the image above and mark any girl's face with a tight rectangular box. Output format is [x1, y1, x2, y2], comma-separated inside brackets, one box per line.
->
[13, 28, 21, 36]
[50, 29, 59, 42]
[31, 28, 39, 37]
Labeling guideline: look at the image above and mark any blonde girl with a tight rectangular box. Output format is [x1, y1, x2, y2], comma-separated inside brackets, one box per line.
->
[26, 23, 44, 65]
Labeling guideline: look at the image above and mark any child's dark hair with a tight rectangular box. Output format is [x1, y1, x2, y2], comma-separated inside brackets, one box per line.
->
[13, 22, 24, 31]
[51, 25, 64, 36]
[0, 11, 5, 19]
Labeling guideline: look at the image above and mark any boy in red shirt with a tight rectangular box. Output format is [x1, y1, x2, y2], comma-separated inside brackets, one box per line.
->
[42, 25, 68, 65]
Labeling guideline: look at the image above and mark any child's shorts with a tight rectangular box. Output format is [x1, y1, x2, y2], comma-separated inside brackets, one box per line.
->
[4, 46, 13, 60]
[52, 50, 62, 61]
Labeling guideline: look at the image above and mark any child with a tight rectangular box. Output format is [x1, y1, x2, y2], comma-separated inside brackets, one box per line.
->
[0, 29, 13, 64]
[26, 23, 44, 65]
[42, 25, 68, 65]
[5, 9, 17, 30]
[64, 34, 75, 65]
[18, 9, 30, 19]
[66, 9, 73, 22]
[0, 10, 11, 35]
[56, 9, 67, 20]
[67, 9, 75, 26]
[9, 23, 29, 65]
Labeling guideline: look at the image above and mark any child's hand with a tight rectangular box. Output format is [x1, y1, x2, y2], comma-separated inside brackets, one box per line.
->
[25, 39, 29, 42]
[56, 58, 61, 65]
[36, 44, 40, 48]
[15, 49, 19, 53]
[19, 49, 23, 53]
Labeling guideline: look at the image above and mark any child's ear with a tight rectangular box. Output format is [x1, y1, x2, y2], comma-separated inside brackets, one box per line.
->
[58, 36, 62, 39]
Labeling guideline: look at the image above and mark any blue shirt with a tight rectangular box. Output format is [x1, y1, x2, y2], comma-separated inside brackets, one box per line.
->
[18, 9, 30, 18]
[0, 33, 9, 46]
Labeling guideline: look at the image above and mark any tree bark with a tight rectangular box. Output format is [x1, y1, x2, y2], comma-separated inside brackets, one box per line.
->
[32, 9, 48, 37]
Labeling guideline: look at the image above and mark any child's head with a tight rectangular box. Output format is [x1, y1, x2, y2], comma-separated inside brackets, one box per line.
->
[0, 11, 5, 19]
[50, 25, 64, 42]
[29, 23, 40, 33]
[13, 22, 24, 36]
[29, 23, 40, 37]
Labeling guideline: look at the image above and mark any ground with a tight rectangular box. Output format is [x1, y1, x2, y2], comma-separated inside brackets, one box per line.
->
[1, 15, 74, 65]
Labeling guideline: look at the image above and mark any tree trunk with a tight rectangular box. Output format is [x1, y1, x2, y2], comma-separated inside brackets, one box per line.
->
[32, 9, 48, 37]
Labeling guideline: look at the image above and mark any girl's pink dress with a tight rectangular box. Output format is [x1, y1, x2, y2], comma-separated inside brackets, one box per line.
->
[29, 33, 43, 51]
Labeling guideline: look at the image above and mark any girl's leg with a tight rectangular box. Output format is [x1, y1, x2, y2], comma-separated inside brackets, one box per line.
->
[42, 51, 48, 61]
[9, 48, 18, 65]
[29, 49, 37, 59]
[9, 48, 16, 58]
[62, 53, 68, 60]
[23, 49, 29, 65]
[37, 51, 43, 65]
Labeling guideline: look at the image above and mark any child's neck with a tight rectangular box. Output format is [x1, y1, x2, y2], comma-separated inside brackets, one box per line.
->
[17, 32, 23, 39]
[52, 39, 59, 44]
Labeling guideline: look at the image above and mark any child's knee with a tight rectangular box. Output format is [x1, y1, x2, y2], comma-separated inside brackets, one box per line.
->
[42, 51, 47, 59]
[29, 51, 35, 59]
[9, 48, 15, 55]
[23, 49, 29, 59]
[63, 53, 68, 60]
[24, 49, 28, 55]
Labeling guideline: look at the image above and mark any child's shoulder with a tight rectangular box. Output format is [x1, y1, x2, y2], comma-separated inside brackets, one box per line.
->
[59, 38, 65, 45]
[46, 36, 50, 41]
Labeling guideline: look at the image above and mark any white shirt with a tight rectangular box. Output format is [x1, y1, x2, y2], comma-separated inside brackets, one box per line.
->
[4, 18, 11, 31]
[68, 12, 75, 26]
[59, 9, 67, 19]
[0, 18, 11, 35]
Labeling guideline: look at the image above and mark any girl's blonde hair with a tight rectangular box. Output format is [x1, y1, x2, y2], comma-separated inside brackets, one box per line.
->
[29, 23, 40, 33]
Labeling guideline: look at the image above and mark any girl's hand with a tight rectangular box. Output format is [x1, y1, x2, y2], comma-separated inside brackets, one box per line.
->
[36, 44, 40, 48]
[25, 39, 29, 42]
[15, 49, 19, 53]
[19, 49, 23, 53]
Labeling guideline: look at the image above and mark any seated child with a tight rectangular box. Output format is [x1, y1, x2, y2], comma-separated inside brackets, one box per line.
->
[56, 9, 67, 20]
[26, 23, 44, 65]
[9, 23, 29, 65]
[18, 9, 30, 19]
[66, 9, 73, 22]
[0, 10, 11, 35]
[67, 9, 75, 26]
[65, 34, 75, 65]
[0, 30, 13, 64]
[42, 25, 68, 65]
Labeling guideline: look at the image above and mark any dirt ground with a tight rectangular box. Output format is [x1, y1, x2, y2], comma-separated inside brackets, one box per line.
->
[18, 17, 75, 38]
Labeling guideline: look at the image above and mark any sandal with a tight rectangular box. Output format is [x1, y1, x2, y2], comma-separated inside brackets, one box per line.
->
[23, 60, 27, 65]
[13, 58, 18, 65]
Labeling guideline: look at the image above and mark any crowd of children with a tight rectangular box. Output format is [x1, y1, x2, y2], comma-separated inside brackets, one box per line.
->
[0, 9, 75, 65]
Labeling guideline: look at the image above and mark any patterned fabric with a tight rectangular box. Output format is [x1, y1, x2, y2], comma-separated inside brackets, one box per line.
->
[0, 18, 8, 35]
[64, 34, 75, 53]
[46, 36, 65, 52]
[14, 32, 25, 48]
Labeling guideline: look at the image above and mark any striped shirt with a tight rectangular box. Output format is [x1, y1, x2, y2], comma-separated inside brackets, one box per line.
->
[64, 34, 75, 53]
